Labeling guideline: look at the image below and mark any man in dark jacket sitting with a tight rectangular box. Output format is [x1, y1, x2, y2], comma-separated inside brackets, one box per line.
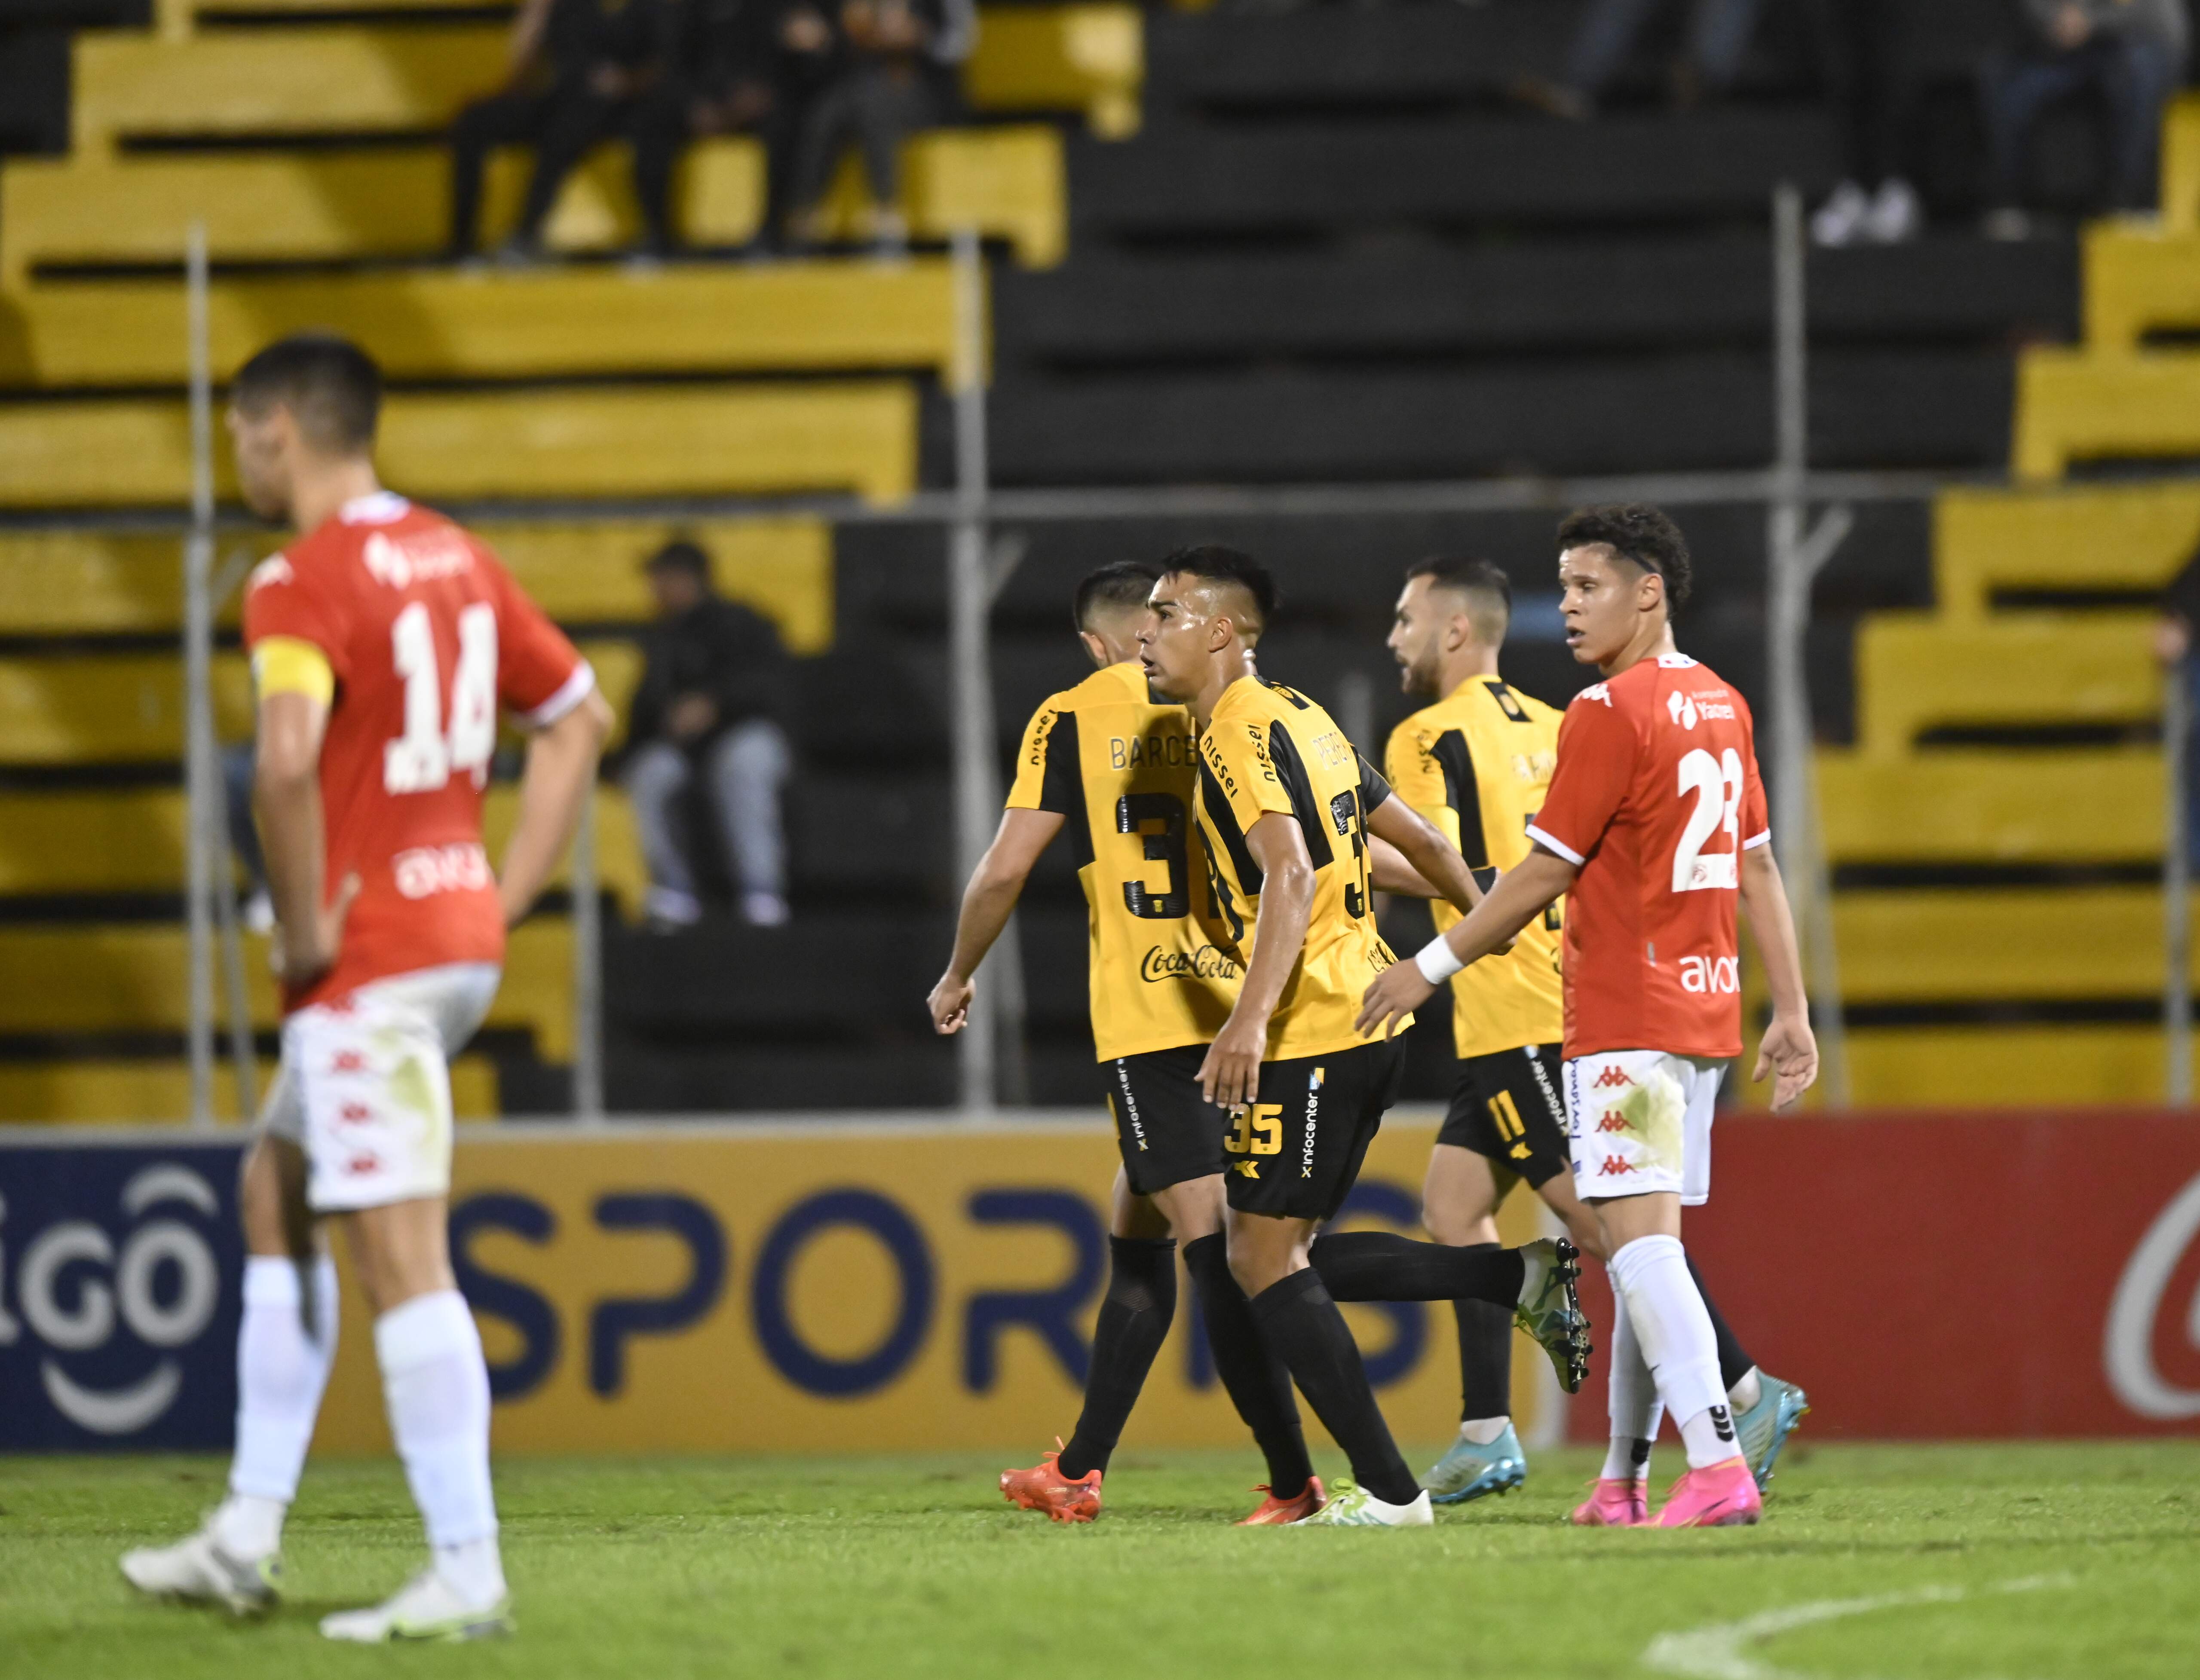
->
[624, 540, 793, 927]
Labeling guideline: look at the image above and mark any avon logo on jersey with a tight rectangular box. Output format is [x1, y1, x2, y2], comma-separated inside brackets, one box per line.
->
[362, 530, 474, 590]
[393, 842, 493, 900]
[1679, 955, 1741, 995]
[1138, 945, 1244, 985]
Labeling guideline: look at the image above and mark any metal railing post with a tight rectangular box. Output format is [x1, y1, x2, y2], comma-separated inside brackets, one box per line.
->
[2166, 664, 2191, 1104]
[183, 223, 217, 1129]
[572, 787, 606, 1124]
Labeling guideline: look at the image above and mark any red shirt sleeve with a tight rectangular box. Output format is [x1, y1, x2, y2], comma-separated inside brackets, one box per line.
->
[1738, 717, 1771, 851]
[241, 551, 352, 687]
[484, 548, 591, 726]
[1526, 684, 1638, 866]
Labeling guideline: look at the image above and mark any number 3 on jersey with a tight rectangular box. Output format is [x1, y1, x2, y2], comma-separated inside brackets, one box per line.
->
[385, 600, 498, 794]
[1673, 746, 1742, 892]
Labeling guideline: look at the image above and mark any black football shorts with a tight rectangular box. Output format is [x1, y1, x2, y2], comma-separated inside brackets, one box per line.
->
[1437, 1041, 1570, 1190]
[1104, 1046, 1230, 1196]
[1222, 1038, 1407, 1222]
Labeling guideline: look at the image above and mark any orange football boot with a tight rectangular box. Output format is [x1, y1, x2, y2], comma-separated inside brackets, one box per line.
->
[999, 1439, 1103, 1524]
[1236, 1475, 1326, 1526]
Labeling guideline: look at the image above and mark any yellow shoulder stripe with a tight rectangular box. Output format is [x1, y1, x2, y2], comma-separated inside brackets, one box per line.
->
[251, 636, 335, 706]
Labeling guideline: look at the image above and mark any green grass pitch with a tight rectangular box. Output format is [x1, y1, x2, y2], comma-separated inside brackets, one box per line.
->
[4, 1443, 2196, 1679]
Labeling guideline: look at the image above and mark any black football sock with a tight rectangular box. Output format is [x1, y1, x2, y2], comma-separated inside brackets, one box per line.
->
[1310, 1230, 1526, 1306]
[1686, 1254, 1755, 1394]
[1183, 1234, 1314, 1499]
[1057, 1236, 1177, 1481]
[1448, 1243, 1513, 1422]
[1249, 1269, 1420, 1508]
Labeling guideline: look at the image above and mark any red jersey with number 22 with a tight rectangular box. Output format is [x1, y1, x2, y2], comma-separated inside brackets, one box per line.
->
[242, 493, 593, 1015]
[1524, 654, 1768, 1061]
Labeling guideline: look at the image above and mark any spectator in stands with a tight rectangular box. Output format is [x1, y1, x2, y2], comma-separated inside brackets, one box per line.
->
[785, 0, 977, 256]
[447, 0, 678, 263]
[1806, 0, 1925, 246]
[1515, 0, 1769, 120]
[1980, 0, 2189, 239]
[623, 541, 794, 930]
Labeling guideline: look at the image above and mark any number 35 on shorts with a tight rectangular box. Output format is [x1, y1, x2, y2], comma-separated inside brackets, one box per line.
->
[1225, 1103, 1284, 1156]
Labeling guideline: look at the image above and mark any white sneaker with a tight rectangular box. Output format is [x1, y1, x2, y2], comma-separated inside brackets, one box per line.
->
[1291, 1480, 1435, 1527]
[1863, 177, 1921, 244]
[1811, 180, 1870, 248]
[740, 890, 791, 927]
[320, 1567, 514, 1643]
[1982, 208, 2032, 242]
[120, 1521, 281, 1616]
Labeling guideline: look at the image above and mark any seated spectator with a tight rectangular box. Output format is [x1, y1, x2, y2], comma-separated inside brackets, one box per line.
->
[447, 0, 677, 263]
[1515, 0, 1770, 120]
[785, 0, 977, 257]
[1807, 0, 1924, 246]
[623, 541, 793, 930]
[1981, 0, 2189, 239]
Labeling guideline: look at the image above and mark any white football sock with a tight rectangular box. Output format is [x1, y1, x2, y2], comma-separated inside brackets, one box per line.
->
[1600, 1286, 1662, 1482]
[1458, 1416, 1510, 1447]
[1728, 1365, 1763, 1413]
[374, 1289, 503, 1599]
[220, 1254, 340, 1556]
[1608, 1234, 1731, 1470]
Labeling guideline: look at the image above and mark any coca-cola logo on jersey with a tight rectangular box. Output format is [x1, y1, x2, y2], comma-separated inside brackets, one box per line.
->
[362, 531, 475, 590]
[2104, 1172, 2200, 1420]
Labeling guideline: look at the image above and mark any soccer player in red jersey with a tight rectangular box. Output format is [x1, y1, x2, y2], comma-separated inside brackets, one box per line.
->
[1359, 505, 1817, 1529]
[122, 336, 612, 1636]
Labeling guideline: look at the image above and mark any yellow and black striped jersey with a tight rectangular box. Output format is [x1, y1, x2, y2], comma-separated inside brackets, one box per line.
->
[1384, 676, 1564, 1058]
[1194, 675, 1407, 1060]
[1006, 661, 1242, 1062]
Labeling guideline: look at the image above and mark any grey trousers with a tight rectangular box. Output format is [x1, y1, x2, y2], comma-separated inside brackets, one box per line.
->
[623, 723, 791, 912]
[1568, 0, 1768, 97]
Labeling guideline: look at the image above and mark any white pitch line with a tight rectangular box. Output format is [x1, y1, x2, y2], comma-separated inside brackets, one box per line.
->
[1642, 1574, 2074, 1680]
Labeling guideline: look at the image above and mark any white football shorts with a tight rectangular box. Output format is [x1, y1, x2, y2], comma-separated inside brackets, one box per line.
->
[261, 962, 501, 1213]
[1563, 1049, 1725, 1207]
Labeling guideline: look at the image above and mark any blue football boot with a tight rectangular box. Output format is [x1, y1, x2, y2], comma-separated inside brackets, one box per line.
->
[1422, 1421, 1528, 1506]
[1732, 1374, 1810, 1490]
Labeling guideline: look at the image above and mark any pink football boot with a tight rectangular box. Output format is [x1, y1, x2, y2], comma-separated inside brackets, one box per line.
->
[1570, 1478, 1649, 1527]
[1653, 1457, 1763, 1528]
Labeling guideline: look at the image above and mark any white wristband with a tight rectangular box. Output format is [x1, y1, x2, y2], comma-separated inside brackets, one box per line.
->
[1415, 936, 1465, 986]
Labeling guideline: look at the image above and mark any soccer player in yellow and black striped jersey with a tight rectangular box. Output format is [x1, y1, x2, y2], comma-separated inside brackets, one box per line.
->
[1140, 545, 1588, 1527]
[927, 562, 1327, 1528]
[1383, 554, 1803, 1508]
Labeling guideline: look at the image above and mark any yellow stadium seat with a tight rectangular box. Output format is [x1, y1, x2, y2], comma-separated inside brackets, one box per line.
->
[0, 920, 574, 1058]
[0, 785, 644, 913]
[1933, 483, 2200, 618]
[0, 1055, 498, 1125]
[0, 382, 918, 507]
[1815, 746, 2162, 862]
[0, 650, 252, 762]
[2160, 91, 2200, 233]
[2078, 222, 2200, 352]
[1834, 887, 2186, 1002]
[964, 5, 1144, 138]
[1842, 1025, 2194, 1107]
[2012, 346, 2200, 482]
[0, 520, 830, 648]
[1852, 611, 2157, 758]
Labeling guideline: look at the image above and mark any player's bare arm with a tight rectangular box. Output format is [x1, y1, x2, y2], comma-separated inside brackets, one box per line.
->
[1368, 835, 1440, 897]
[1738, 843, 1819, 1111]
[254, 689, 360, 987]
[929, 808, 1065, 1034]
[1364, 793, 1482, 915]
[1198, 811, 1314, 1110]
[496, 689, 615, 927]
[1357, 846, 1578, 1038]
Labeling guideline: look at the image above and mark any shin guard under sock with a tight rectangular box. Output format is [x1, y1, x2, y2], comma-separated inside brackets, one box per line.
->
[1057, 1236, 1177, 1480]
[1249, 1269, 1419, 1507]
[1183, 1234, 1313, 1499]
[1310, 1229, 1525, 1305]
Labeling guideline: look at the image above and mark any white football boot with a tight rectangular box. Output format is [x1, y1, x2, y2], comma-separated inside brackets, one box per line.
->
[1291, 1480, 1435, 1527]
[319, 1568, 514, 1643]
[120, 1520, 281, 1616]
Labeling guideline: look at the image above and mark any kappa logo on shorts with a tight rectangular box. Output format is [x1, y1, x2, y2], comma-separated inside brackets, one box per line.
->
[1592, 1067, 1634, 1091]
[339, 1102, 372, 1123]
[330, 1050, 367, 1074]
[343, 1154, 381, 1176]
[1597, 1155, 1639, 1177]
[1595, 1109, 1630, 1134]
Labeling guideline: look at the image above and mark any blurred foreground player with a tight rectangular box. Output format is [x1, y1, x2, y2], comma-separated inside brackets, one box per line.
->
[1361, 506, 1816, 1530]
[1141, 546, 1588, 1528]
[121, 336, 612, 1636]
[928, 563, 1329, 1526]
[1383, 557, 1808, 1504]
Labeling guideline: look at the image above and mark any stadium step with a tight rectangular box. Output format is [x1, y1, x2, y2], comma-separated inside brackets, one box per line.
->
[1814, 746, 2162, 863]
[2077, 221, 2200, 352]
[1851, 611, 2157, 758]
[1932, 483, 2200, 618]
[1818, 1025, 2196, 1107]
[1834, 887, 2187, 1003]
[0, 1054, 497, 1125]
[0, 518, 829, 644]
[2012, 346, 2200, 481]
[1, 262, 966, 388]
[0, 920, 576, 1058]
[0, 382, 917, 507]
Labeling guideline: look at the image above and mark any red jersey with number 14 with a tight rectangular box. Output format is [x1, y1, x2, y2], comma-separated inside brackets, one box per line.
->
[1525, 654, 1768, 1060]
[242, 493, 594, 1015]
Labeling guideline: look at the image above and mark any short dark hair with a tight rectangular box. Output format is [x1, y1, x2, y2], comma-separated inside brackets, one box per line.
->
[230, 333, 381, 455]
[644, 539, 713, 583]
[1156, 544, 1279, 635]
[1406, 555, 1511, 639]
[1555, 504, 1693, 611]
[1073, 561, 1158, 632]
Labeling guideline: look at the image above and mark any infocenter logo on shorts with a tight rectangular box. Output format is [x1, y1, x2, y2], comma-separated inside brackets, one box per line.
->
[0, 1145, 244, 1449]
